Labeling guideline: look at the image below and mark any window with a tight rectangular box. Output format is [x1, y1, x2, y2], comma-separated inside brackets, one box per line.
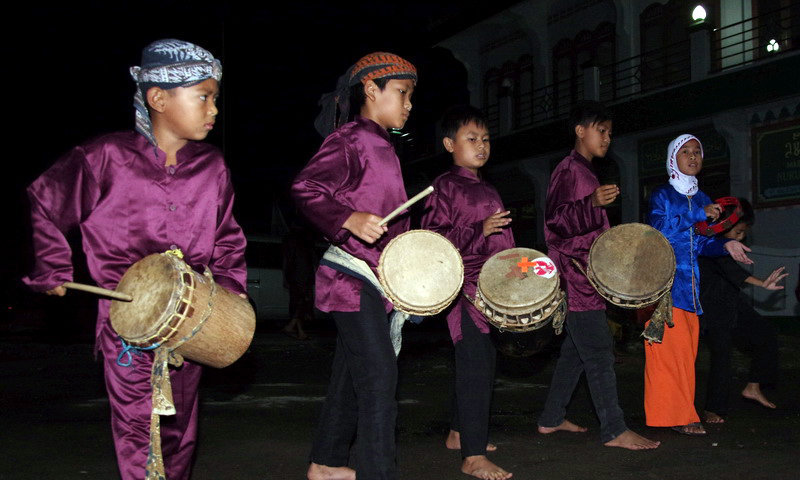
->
[552, 22, 616, 113]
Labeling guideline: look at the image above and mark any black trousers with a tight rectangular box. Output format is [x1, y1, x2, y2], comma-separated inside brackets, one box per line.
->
[703, 298, 779, 415]
[538, 310, 627, 443]
[309, 287, 398, 479]
[450, 305, 496, 457]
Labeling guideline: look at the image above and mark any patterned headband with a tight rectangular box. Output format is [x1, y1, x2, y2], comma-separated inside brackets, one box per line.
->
[349, 52, 417, 86]
[130, 39, 222, 147]
[314, 51, 417, 137]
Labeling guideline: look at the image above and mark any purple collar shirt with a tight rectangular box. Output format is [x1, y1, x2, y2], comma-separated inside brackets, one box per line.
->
[422, 166, 515, 343]
[24, 131, 248, 345]
[544, 150, 609, 312]
[291, 116, 409, 313]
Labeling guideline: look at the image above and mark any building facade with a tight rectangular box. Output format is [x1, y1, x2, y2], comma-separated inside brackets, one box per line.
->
[407, 0, 800, 316]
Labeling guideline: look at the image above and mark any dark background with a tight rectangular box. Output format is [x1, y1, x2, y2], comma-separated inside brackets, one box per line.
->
[2, 1, 518, 336]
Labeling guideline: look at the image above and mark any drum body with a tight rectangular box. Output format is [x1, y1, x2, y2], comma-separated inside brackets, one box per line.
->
[378, 230, 464, 316]
[475, 248, 566, 357]
[587, 223, 675, 308]
[109, 253, 255, 368]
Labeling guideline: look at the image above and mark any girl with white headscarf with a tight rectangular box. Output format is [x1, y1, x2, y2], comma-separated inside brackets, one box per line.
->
[644, 134, 753, 436]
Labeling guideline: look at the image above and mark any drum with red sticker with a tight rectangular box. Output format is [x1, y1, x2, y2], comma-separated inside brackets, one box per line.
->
[472, 248, 566, 356]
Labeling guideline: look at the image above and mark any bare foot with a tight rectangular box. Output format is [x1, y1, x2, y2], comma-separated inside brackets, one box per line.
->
[604, 429, 660, 450]
[461, 455, 512, 480]
[307, 462, 355, 480]
[445, 430, 497, 452]
[704, 411, 725, 424]
[741, 383, 776, 409]
[537, 420, 587, 434]
[671, 423, 706, 435]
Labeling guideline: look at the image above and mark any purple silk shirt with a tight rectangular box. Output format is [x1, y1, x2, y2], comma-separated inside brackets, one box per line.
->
[23, 131, 248, 344]
[291, 116, 409, 313]
[545, 150, 609, 312]
[421, 166, 515, 343]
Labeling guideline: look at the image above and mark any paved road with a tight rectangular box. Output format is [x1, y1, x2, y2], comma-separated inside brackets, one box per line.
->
[1, 321, 798, 479]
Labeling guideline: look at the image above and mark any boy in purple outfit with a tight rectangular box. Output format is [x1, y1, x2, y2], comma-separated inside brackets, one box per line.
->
[422, 105, 513, 480]
[537, 101, 659, 450]
[291, 52, 417, 480]
[23, 39, 247, 480]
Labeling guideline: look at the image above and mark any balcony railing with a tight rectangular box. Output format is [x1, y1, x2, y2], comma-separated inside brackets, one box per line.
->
[486, 39, 691, 135]
[429, 4, 800, 156]
[487, 74, 584, 135]
[711, 3, 799, 72]
[601, 39, 691, 101]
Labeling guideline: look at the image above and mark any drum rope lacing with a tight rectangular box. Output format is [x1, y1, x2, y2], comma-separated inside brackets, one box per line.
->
[469, 291, 567, 335]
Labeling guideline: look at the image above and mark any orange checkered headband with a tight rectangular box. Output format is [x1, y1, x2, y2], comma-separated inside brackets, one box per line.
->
[314, 52, 417, 137]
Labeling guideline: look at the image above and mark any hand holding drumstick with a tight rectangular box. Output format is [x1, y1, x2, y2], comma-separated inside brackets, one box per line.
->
[46, 280, 247, 300]
[344, 212, 388, 244]
[344, 186, 435, 244]
[46, 285, 67, 296]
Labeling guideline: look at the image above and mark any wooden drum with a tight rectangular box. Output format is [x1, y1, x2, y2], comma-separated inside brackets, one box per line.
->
[109, 252, 255, 368]
[475, 248, 566, 357]
[378, 230, 463, 316]
[586, 223, 675, 308]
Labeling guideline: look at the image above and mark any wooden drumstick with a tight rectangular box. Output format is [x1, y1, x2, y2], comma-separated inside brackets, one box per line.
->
[378, 186, 434, 227]
[63, 282, 133, 302]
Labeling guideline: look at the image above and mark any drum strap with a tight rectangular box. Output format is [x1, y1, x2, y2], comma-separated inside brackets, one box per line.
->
[641, 294, 674, 343]
[145, 267, 217, 480]
[321, 245, 418, 356]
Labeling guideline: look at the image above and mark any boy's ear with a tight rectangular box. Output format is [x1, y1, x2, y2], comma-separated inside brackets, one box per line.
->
[364, 80, 378, 102]
[443, 137, 455, 153]
[574, 124, 585, 139]
[146, 87, 168, 113]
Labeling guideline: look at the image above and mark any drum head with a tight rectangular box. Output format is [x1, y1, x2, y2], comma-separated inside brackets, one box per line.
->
[478, 248, 559, 316]
[588, 223, 675, 301]
[378, 230, 463, 314]
[110, 254, 181, 342]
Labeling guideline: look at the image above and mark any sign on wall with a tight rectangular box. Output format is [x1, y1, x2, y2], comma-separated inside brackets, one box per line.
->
[752, 119, 800, 208]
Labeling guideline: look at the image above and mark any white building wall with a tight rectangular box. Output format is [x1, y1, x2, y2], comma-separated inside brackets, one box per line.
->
[436, 0, 799, 316]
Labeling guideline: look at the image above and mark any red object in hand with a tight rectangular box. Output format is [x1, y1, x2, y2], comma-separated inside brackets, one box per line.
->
[694, 196, 742, 236]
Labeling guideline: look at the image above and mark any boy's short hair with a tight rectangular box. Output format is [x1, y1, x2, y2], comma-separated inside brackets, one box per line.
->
[349, 77, 389, 120]
[441, 105, 488, 139]
[569, 100, 612, 132]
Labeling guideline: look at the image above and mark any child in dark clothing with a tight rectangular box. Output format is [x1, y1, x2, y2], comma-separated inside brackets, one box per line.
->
[698, 198, 787, 423]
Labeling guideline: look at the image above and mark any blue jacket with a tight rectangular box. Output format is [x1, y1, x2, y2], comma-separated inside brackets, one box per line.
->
[648, 184, 729, 313]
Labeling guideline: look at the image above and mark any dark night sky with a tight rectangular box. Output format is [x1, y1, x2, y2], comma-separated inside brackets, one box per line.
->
[3, 1, 516, 306]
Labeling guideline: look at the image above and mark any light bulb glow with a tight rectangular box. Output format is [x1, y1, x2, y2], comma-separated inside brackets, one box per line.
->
[767, 39, 780, 52]
[692, 5, 707, 22]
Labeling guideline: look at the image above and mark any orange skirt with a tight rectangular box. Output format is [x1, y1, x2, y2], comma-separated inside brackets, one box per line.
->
[643, 307, 700, 426]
